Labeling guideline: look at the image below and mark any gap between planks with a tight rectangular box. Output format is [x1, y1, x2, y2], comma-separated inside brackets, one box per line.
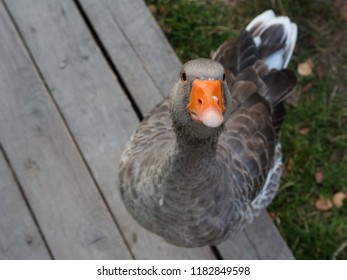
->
[3, 0, 214, 260]
[0, 142, 53, 259]
[72, 0, 223, 260]
[73, 0, 215, 259]
[73, 0, 144, 120]
[73, 0, 294, 259]
[2, 0, 135, 260]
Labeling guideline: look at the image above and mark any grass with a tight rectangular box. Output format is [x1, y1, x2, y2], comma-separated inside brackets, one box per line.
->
[146, 0, 347, 259]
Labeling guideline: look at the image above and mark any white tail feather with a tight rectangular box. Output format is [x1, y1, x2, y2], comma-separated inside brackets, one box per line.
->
[246, 10, 276, 35]
[246, 10, 298, 70]
[284, 23, 298, 67]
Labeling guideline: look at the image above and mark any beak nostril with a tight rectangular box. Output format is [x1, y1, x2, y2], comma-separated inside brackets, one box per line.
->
[187, 80, 225, 121]
[212, 95, 220, 106]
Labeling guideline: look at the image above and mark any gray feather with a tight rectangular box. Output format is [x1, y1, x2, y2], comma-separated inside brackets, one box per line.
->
[119, 10, 297, 247]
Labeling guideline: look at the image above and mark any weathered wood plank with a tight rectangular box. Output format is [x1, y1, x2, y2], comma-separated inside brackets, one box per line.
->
[0, 148, 51, 260]
[77, 0, 164, 116]
[78, 0, 181, 113]
[0, 2, 131, 259]
[101, 0, 182, 96]
[77, 0, 294, 259]
[4, 0, 215, 260]
[218, 211, 294, 259]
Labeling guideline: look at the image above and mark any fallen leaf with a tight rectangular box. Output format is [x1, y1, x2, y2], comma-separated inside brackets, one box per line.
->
[315, 195, 333, 211]
[298, 59, 314, 76]
[268, 211, 281, 225]
[268, 212, 275, 219]
[287, 158, 294, 171]
[298, 63, 312, 76]
[147, 4, 156, 14]
[159, 5, 166, 14]
[333, 192, 347, 208]
[300, 127, 310, 135]
[315, 170, 324, 184]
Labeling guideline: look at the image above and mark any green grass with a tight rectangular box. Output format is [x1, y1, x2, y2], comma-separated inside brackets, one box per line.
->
[146, 0, 347, 259]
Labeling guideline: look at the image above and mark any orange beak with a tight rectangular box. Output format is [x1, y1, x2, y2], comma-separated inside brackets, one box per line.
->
[186, 79, 225, 127]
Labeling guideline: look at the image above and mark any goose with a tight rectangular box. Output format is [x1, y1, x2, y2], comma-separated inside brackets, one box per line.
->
[119, 10, 298, 247]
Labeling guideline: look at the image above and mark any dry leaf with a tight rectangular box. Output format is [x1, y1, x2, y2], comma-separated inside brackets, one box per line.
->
[300, 127, 310, 135]
[298, 59, 314, 76]
[315, 195, 333, 211]
[315, 170, 324, 184]
[268, 212, 281, 225]
[159, 5, 166, 14]
[268, 212, 275, 219]
[147, 4, 156, 14]
[333, 192, 347, 208]
[287, 158, 294, 171]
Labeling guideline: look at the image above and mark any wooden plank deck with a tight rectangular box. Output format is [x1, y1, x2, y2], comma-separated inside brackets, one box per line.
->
[0, 0, 294, 259]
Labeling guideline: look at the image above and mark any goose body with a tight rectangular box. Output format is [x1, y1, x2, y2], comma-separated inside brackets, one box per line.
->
[119, 10, 298, 247]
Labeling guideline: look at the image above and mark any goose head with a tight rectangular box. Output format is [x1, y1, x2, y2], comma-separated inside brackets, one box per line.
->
[169, 58, 233, 139]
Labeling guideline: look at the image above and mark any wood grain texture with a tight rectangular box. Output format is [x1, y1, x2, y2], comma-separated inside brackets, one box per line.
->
[78, 0, 181, 114]
[0, 149, 51, 260]
[77, 0, 164, 116]
[0, 2, 130, 259]
[4, 0, 215, 260]
[76, 0, 294, 259]
[218, 211, 294, 259]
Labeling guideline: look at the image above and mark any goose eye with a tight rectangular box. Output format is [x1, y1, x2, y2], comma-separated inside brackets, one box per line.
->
[222, 73, 226, 81]
[181, 72, 187, 82]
